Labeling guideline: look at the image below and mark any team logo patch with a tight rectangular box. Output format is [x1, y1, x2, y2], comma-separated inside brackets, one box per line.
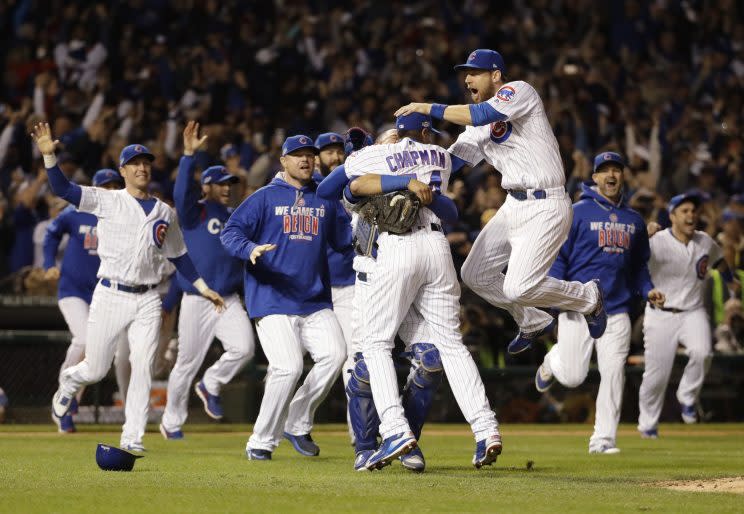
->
[489, 121, 513, 144]
[135, 145, 144, 153]
[299, 136, 309, 144]
[604, 153, 613, 161]
[695, 255, 709, 280]
[468, 51, 477, 61]
[496, 86, 516, 102]
[330, 135, 338, 142]
[609, 213, 618, 223]
[152, 220, 169, 248]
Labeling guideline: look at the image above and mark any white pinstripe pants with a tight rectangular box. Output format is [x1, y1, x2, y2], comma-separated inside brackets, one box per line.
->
[638, 307, 712, 431]
[59, 284, 161, 447]
[461, 193, 598, 332]
[161, 293, 255, 432]
[361, 229, 499, 441]
[247, 309, 346, 451]
[544, 312, 630, 449]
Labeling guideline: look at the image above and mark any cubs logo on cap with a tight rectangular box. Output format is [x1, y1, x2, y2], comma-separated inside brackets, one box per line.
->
[593, 152, 624, 173]
[394, 113, 441, 135]
[282, 135, 319, 156]
[93, 168, 124, 187]
[201, 165, 239, 185]
[119, 144, 155, 167]
[314, 132, 345, 151]
[668, 192, 704, 213]
[454, 49, 506, 74]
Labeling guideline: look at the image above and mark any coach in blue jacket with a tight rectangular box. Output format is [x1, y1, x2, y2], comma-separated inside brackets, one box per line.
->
[535, 152, 665, 454]
[221, 135, 348, 460]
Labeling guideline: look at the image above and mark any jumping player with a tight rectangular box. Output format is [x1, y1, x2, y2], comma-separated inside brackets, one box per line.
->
[394, 49, 607, 352]
[160, 121, 255, 439]
[338, 113, 502, 471]
[534, 152, 665, 454]
[638, 193, 737, 438]
[43, 168, 126, 433]
[32, 122, 225, 452]
[221, 135, 348, 460]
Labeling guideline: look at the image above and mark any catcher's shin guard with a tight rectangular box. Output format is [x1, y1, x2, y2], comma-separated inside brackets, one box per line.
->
[402, 343, 443, 440]
[345, 353, 380, 451]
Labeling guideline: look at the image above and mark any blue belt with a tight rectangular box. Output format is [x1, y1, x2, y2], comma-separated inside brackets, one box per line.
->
[509, 189, 546, 200]
[100, 278, 158, 294]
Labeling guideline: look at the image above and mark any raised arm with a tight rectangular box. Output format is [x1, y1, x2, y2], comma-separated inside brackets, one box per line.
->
[316, 164, 350, 200]
[30, 123, 82, 206]
[174, 121, 208, 229]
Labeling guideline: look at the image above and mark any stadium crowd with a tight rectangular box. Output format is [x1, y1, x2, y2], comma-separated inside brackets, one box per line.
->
[0, 0, 743, 362]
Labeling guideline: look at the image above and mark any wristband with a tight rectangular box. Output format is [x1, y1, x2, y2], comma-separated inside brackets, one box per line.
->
[43, 154, 58, 168]
[430, 104, 447, 120]
[193, 278, 209, 294]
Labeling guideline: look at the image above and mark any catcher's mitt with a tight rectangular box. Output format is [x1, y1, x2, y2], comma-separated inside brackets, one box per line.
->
[356, 190, 421, 235]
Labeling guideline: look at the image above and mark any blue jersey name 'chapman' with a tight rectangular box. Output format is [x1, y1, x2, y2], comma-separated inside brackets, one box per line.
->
[385, 149, 448, 172]
[221, 174, 352, 318]
[549, 183, 654, 314]
[173, 155, 243, 296]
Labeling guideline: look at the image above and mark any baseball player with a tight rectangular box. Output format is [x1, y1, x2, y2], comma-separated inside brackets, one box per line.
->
[318, 128, 457, 472]
[638, 193, 737, 438]
[159, 122, 256, 439]
[43, 168, 127, 433]
[335, 113, 502, 470]
[534, 152, 666, 454]
[32, 122, 225, 452]
[312, 131, 357, 447]
[221, 135, 348, 460]
[394, 49, 608, 353]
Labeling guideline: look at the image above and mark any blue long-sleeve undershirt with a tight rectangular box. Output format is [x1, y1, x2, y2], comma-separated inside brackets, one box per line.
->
[46, 163, 82, 206]
[168, 253, 199, 284]
[469, 102, 507, 127]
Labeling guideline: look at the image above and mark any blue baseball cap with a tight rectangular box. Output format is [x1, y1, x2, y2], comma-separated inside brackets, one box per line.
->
[668, 192, 703, 213]
[395, 112, 441, 135]
[95, 443, 143, 472]
[315, 132, 344, 151]
[344, 127, 374, 155]
[220, 144, 239, 161]
[201, 165, 238, 185]
[454, 49, 506, 74]
[593, 152, 625, 173]
[92, 168, 124, 187]
[281, 135, 319, 156]
[119, 144, 155, 167]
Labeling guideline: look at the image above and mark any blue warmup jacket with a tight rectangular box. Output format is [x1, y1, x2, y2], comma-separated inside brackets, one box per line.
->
[549, 183, 654, 314]
[43, 206, 101, 303]
[313, 172, 355, 287]
[221, 174, 351, 318]
[173, 155, 243, 296]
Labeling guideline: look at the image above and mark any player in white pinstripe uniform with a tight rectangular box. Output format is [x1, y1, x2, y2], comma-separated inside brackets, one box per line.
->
[638, 193, 738, 438]
[341, 113, 502, 470]
[32, 123, 225, 452]
[395, 49, 608, 352]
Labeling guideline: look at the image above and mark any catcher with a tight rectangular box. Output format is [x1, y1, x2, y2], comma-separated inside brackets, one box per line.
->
[338, 113, 502, 471]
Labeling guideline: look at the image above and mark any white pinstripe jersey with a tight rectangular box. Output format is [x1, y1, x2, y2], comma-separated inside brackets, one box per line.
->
[344, 137, 452, 225]
[78, 187, 187, 285]
[448, 80, 565, 190]
[648, 229, 723, 311]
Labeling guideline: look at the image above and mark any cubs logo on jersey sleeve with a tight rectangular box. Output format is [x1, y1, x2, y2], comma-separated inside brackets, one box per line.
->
[695, 255, 709, 280]
[152, 220, 170, 248]
[496, 86, 516, 102]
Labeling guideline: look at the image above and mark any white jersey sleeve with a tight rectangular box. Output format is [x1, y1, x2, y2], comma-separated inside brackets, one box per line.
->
[707, 233, 724, 265]
[162, 214, 187, 259]
[448, 126, 484, 166]
[78, 186, 119, 218]
[485, 81, 540, 121]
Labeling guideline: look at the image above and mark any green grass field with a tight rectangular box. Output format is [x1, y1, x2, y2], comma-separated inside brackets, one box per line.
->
[1, 423, 742, 513]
